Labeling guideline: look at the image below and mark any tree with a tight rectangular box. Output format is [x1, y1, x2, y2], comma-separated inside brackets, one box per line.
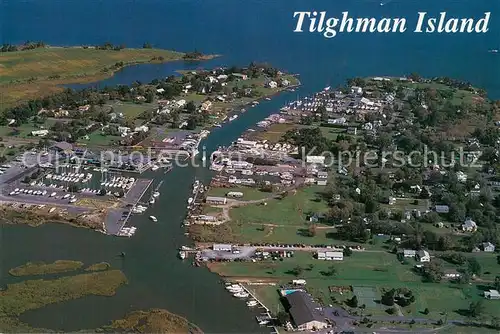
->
[494, 276, 500, 291]
[343, 247, 353, 257]
[289, 265, 303, 277]
[99, 188, 106, 196]
[348, 295, 359, 308]
[276, 311, 290, 325]
[22, 176, 31, 183]
[468, 300, 485, 318]
[467, 257, 482, 276]
[423, 307, 430, 315]
[308, 223, 317, 237]
[68, 184, 80, 193]
[437, 235, 453, 251]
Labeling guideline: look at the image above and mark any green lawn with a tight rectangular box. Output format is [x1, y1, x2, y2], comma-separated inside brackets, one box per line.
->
[213, 251, 500, 321]
[230, 186, 329, 226]
[112, 101, 155, 120]
[78, 131, 121, 146]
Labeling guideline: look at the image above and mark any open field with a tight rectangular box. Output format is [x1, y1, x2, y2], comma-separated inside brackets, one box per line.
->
[112, 101, 155, 120]
[8, 260, 83, 277]
[251, 123, 298, 142]
[206, 186, 273, 201]
[0, 47, 185, 108]
[211, 251, 500, 321]
[229, 186, 329, 226]
[77, 131, 121, 146]
[381, 198, 430, 212]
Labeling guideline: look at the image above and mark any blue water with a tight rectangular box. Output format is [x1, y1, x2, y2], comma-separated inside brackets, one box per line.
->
[3, 0, 500, 98]
[2, 0, 500, 331]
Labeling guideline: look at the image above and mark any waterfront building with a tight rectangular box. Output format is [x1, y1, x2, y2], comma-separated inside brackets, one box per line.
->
[284, 291, 328, 331]
[206, 196, 227, 205]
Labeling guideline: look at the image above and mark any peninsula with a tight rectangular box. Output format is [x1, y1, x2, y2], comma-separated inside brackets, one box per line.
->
[0, 43, 215, 108]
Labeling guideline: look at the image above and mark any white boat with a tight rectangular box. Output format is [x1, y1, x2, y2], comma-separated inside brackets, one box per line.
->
[69, 198, 77, 203]
[49, 192, 56, 197]
[187, 197, 193, 204]
[247, 300, 258, 307]
[229, 115, 238, 122]
[149, 216, 158, 222]
[153, 191, 160, 198]
[178, 251, 187, 259]
[258, 320, 269, 325]
[149, 198, 155, 204]
[233, 292, 249, 298]
[151, 165, 160, 171]
[489, 49, 499, 53]
[49, 207, 56, 213]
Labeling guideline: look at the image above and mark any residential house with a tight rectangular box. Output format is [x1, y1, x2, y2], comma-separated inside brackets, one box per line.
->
[306, 155, 325, 165]
[281, 79, 290, 87]
[484, 290, 500, 300]
[388, 197, 396, 205]
[416, 250, 430, 262]
[231, 73, 248, 80]
[350, 86, 363, 95]
[316, 180, 327, 186]
[443, 269, 461, 280]
[31, 130, 49, 137]
[462, 218, 477, 232]
[51, 141, 73, 155]
[482, 242, 495, 252]
[285, 291, 328, 331]
[401, 249, 416, 258]
[205, 196, 227, 205]
[267, 81, 278, 89]
[327, 117, 347, 125]
[201, 100, 212, 111]
[456, 171, 468, 183]
[78, 104, 91, 112]
[134, 125, 149, 132]
[317, 171, 328, 179]
[435, 205, 450, 214]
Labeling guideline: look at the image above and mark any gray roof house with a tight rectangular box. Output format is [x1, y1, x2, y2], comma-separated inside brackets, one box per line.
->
[482, 242, 495, 252]
[435, 205, 450, 214]
[285, 291, 328, 331]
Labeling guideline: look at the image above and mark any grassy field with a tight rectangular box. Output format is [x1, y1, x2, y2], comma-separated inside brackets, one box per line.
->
[229, 186, 329, 226]
[8, 260, 83, 277]
[319, 126, 348, 141]
[211, 251, 500, 321]
[78, 130, 121, 146]
[112, 101, 155, 120]
[0, 47, 185, 108]
[206, 187, 273, 201]
[251, 123, 297, 142]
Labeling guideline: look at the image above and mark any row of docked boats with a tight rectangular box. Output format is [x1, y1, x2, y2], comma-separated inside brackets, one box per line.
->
[117, 226, 136, 237]
[225, 284, 260, 308]
[100, 176, 135, 189]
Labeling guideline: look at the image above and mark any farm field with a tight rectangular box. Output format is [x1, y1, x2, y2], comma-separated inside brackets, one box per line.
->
[112, 101, 156, 120]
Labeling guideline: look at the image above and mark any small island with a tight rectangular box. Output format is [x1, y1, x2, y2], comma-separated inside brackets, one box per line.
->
[101, 308, 203, 333]
[8, 260, 84, 276]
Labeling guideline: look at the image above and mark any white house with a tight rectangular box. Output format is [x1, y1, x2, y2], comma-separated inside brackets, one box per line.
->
[462, 218, 477, 232]
[156, 88, 165, 93]
[402, 249, 416, 258]
[134, 125, 149, 132]
[267, 81, 278, 89]
[416, 250, 431, 262]
[31, 130, 49, 137]
[176, 99, 187, 108]
[306, 156, 325, 165]
[201, 100, 212, 111]
[484, 290, 500, 300]
[482, 242, 495, 252]
[351, 86, 363, 95]
[456, 171, 468, 183]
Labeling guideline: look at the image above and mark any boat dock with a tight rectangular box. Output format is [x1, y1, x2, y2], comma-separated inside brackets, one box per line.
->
[105, 178, 154, 235]
[236, 284, 279, 331]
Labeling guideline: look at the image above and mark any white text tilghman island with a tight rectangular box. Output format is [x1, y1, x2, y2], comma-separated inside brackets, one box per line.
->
[293, 11, 491, 38]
